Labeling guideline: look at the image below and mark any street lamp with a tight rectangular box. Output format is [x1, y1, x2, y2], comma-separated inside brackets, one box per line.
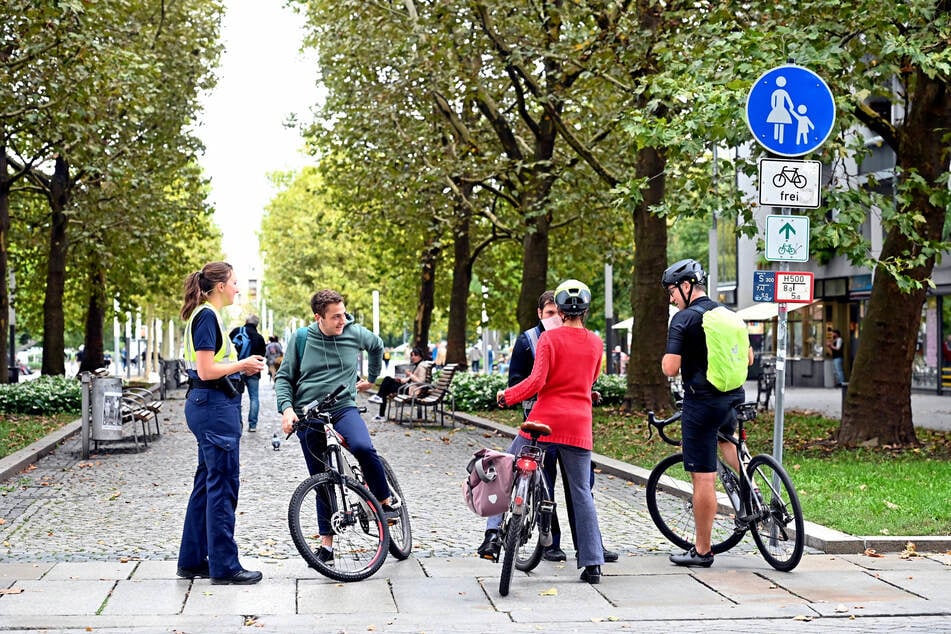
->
[8, 271, 16, 383]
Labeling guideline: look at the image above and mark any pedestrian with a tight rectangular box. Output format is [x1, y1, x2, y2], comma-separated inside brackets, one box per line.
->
[480, 289, 617, 565]
[274, 289, 398, 563]
[367, 346, 431, 421]
[229, 315, 267, 432]
[468, 342, 482, 373]
[661, 259, 751, 568]
[828, 328, 845, 386]
[490, 279, 606, 584]
[176, 261, 266, 585]
[265, 335, 283, 382]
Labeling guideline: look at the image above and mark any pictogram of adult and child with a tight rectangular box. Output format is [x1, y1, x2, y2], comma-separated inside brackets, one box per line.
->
[765, 75, 815, 146]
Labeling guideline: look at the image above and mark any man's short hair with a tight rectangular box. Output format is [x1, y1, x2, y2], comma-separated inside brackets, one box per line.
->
[246, 314, 260, 326]
[537, 290, 556, 310]
[311, 289, 345, 316]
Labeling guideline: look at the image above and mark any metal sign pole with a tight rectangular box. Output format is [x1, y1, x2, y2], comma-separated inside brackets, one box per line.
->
[773, 301, 788, 467]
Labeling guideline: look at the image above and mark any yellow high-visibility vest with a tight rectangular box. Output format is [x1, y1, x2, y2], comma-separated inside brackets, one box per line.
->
[182, 303, 236, 370]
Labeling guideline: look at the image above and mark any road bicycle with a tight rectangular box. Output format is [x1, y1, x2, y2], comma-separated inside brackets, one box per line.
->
[645, 401, 804, 571]
[287, 384, 412, 582]
[495, 421, 556, 596]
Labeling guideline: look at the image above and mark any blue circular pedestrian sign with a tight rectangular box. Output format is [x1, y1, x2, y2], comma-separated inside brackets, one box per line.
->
[745, 64, 835, 157]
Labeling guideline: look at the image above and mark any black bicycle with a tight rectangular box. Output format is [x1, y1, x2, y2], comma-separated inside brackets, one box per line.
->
[287, 385, 412, 582]
[496, 421, 555, 596]
[645, 401, 804, 571]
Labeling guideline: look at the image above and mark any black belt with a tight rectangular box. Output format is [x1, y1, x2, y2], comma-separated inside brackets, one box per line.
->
[188, 377, 244, 392]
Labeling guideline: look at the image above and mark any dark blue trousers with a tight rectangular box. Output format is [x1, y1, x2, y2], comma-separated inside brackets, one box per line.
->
[178, 387, 243, 578]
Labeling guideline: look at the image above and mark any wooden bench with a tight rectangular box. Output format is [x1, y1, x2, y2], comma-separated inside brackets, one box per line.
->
[122, 387, 163, 441]
[392, 363, 459, 427]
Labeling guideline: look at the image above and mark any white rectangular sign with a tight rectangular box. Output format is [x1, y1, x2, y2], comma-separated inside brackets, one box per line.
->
[774, 271, 815, 303]
[759, 158, 821, 208]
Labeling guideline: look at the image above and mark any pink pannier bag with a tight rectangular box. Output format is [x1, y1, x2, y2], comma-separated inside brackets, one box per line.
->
[462, 448, 516, 517]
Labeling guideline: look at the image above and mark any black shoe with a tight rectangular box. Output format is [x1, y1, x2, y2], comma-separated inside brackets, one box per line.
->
[176, 562, 210, 579]
[602, 547, 619, 563]
[580, 565, 601, 584]
[477, 530, 501, 560]
[314, 546, 334, 565]
[543, 547, 567, 562]
[210, 569, 263, 585]
[669, 547, 714, 568]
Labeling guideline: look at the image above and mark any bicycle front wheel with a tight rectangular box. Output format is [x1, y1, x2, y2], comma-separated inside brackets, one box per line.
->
[645, 453, 745, 554]
[288, 472, 390, 582]
[380, 456, 413, 560]
[499, 512, 522, 596]
[746, 454, 805, 571]
[515, 473, 548, 573]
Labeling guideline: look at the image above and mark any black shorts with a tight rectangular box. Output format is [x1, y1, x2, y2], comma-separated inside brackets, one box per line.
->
[681, 392, 743, 472]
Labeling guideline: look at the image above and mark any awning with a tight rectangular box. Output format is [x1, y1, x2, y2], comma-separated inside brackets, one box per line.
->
[612, 306, 679, 329]
[735, 301, 813, 321]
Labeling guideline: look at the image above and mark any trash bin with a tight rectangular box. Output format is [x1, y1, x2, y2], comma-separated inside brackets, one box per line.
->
[80, 371, 124, 459]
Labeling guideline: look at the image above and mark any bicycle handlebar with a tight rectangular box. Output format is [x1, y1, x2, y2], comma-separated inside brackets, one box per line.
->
[645, 408, 683, 447]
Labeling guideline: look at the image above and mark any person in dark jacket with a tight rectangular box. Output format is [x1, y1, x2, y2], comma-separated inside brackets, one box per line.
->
[229, 315, 267, 431]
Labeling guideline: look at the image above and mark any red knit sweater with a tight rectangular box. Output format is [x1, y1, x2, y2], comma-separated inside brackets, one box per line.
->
[503, 326, 603, 450]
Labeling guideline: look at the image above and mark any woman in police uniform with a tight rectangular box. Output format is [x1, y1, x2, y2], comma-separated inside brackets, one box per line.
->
[176, 261, 266, 585]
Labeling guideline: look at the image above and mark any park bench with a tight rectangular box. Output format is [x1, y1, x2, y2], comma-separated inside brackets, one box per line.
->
[121, 387, 163, 444]
[392, 363, 459, 427]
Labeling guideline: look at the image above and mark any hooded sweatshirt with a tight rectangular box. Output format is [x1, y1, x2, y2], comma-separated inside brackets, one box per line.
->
[274, 314, 383, 416]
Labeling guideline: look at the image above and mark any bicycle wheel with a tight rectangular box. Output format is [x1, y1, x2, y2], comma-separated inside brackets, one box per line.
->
[288, 472, 390, 582]
[746, 454, 805, 571]
[515, 474, 547, 572]
[380, 456, 413, 560]
[499, 512, 522, 596]
[645, 453, 745, 554]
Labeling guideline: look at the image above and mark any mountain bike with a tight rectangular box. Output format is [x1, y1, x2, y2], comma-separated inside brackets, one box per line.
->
[645, 401, 804, 571]
[496, 421, 556, 596]
[286, 385, 412, 581]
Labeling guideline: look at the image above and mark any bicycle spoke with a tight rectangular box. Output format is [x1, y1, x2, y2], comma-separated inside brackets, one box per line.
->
[746, 455, 805, 571]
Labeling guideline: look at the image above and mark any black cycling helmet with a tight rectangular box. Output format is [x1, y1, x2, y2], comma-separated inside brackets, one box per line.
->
[662, 259, 706, 288]
[554, 279, 592, 316]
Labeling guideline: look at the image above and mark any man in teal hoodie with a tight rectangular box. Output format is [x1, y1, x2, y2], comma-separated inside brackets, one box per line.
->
[275, 289, 393, 563]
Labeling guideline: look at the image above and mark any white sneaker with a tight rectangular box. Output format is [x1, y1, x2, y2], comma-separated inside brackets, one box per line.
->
[372, 415, 386, 422]
[368, 395, 383, 404]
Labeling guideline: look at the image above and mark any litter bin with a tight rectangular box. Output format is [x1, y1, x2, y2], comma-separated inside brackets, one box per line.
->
[80, 370, 124, 459]
[160, 359, 184, 400]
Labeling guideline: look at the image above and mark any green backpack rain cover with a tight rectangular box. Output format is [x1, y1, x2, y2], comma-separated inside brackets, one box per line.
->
[690, 304, 750, 392]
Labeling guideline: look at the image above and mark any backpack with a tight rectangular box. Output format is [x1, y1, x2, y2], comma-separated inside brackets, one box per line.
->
[232, 326, 251, 359]
[689, 304, 750, 392]
[462, 448, 516, 517]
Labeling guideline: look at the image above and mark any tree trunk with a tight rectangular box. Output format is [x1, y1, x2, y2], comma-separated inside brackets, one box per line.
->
[412, 222, 439, 353]
[838, 69, 951, 446]
[446, 196, 472, 367]
[625, 146, 671, 412]
[41, 156, 71, 376]
[0, 147, 10, 383]
[79, 260, 108, 374]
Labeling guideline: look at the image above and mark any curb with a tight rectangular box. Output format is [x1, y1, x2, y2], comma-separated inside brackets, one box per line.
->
[451, 411, 951, 554]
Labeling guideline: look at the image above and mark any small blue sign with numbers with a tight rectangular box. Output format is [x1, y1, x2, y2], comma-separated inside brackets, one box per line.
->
[753, 271, 776, 302]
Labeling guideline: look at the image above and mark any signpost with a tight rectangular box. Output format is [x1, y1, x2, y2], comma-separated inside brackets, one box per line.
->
[765, 214, 810, 262]
[774, 271, 815, 303]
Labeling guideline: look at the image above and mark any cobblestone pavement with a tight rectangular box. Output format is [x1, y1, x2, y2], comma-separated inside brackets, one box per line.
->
[0, 381, 713, 563]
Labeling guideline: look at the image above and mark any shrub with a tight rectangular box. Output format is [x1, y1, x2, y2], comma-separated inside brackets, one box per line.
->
[453, 370, 627, 411]
[0, 376, 83, 414]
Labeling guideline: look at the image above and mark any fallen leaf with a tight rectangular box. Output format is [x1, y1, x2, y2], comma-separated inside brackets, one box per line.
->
[792, 615, 812, 621]
[883, 500, 899, 510]
[539, 587, 558, 596]
[0, 588, 24, 595]
[863, 548, 884, 558]
[834, 604, 849, 613]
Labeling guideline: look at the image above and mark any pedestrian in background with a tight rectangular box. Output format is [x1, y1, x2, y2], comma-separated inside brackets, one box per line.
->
[229, 315, 267, 431]
[177, 261, 266, 585]
[265, 335, 283, 382]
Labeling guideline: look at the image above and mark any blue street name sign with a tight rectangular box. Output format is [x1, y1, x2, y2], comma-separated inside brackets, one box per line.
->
[746, 65, 835, 157]
[753, 271, 776, 302]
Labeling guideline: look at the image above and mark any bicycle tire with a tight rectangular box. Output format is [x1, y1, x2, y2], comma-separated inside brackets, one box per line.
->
[287, 472, 390, 582]
[746, 454, 805, 571]
[645, 453, 745, 554]
[499, 512, 522, 596]
[515, 474, 547, 573]
[380, 456, 413, 560]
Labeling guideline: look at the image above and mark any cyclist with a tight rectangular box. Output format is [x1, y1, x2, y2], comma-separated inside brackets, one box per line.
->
[275, 289, 396, 564]
[490, 279, 606, 584]
[661, 259, 752, 567]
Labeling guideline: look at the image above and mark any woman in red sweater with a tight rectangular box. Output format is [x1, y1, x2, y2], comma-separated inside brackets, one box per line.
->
[487, 279, 605, 584]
